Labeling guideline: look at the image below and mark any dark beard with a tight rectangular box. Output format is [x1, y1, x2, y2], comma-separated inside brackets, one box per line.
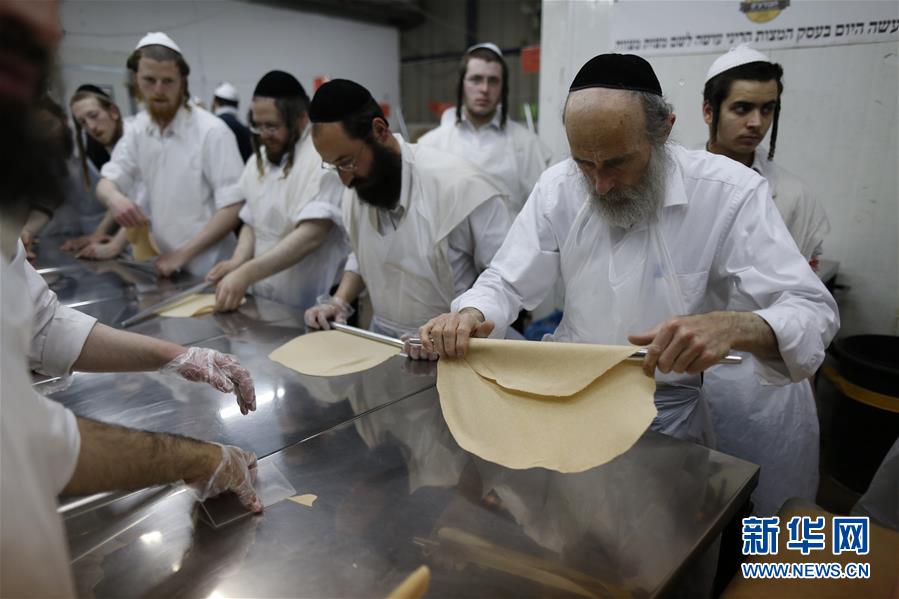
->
[351, 140, 402, 209]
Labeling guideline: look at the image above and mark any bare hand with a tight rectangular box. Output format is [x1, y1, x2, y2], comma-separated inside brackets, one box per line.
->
[214, 270, 250, 312]
[628, 312, 738, 377]
[206, 258, 241, 284]
[61, 233, 110, 252]
[76, 238, 123, 261]
[401, 334, 439, 361]
[110, 195, 148, 228]
[155, 250, 188, 277]
[20, 230, 37, 261]
[419, 309, 495, 358]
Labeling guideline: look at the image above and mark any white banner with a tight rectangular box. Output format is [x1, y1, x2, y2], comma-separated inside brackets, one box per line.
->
[611, 0, 899, 56]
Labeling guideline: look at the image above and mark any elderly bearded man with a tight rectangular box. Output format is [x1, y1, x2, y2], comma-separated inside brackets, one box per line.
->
[419, 54, 839, 445]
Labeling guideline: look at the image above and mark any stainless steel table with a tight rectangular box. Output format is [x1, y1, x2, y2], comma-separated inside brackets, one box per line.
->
[64, 387, 759, 598]
[51, 324, 436, 459]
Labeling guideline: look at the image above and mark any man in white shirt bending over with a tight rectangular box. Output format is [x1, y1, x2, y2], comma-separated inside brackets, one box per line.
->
[207, 70, 349, 313]
[419, 54, 839, 446]
[96, 32, 244, 277]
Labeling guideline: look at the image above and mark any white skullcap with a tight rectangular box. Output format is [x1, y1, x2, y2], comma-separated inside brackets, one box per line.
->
[466, 42, 503, 58]
[705, 43, 770, 83]
[213, 82, 239, 102]
[135, 32, 182, 54]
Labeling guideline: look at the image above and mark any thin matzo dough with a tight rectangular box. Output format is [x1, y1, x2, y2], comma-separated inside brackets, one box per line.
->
[437, 339, 656, 473]
[268, 330, 400, 377]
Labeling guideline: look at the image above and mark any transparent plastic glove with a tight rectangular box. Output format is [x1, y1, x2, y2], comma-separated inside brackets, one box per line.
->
[161, 347, 257, 415]
[401, 334, 439, 361]
[189, 443, 262, 513]
[304, 294, 354, 330]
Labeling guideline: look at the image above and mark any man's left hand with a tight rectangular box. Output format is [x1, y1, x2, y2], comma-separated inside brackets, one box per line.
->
[214, 270, 249, 312]
[161, 347, 256, 415]
[628, 312, 738, 377]
[155, 249, 189, 277]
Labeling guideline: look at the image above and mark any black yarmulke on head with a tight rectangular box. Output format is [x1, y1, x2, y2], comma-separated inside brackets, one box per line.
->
[76, 84, 111, 98]
[253, 70, 306, 99]
[569, 54, 662, 96]
[308, 79, 374, 123]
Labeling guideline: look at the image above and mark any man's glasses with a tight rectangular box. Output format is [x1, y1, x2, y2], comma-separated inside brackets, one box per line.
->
[249, 123, 282, 135]
[321, 143, 365, 173]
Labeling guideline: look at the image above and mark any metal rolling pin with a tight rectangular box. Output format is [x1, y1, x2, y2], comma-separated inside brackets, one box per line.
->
[330, 324, 741, 364]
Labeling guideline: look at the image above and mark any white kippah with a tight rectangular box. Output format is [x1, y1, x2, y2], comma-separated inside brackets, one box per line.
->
[213, 82, 239, 102]
[135, 32, 182, 54]
[466, 42, 503, 59]
[705, 43, 770, 83]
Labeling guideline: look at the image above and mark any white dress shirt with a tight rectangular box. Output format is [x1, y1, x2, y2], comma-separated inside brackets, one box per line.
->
[12, 241, 97, 376]
[1, 247, 81, 598]
[237, 129, 349, 311]
[418, 110, 552, 216]
[455, 144, 839, 385]
[751, 146, 830, 262]
[101, 105, 244, 275]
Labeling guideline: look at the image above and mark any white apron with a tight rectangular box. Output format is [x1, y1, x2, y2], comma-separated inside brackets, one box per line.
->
[245, 135, 346, 311]
[347, 139, 501, 338]
[550, 199, 713, 445]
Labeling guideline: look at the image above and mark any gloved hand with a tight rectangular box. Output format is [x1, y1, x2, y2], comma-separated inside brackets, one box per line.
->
[161, 347, 257, 415]
[188, 443, 262, 513]
[304, 294, 354, 330]
[401, 334, 439, 361]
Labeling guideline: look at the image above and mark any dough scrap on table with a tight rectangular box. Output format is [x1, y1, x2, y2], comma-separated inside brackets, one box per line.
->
[156, 293, 245, 318]
[287, 494, 317, 507]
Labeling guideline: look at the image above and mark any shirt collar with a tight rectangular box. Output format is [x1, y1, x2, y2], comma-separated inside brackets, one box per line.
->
[458, 107, 503, 132]
[145, 104, 190, 138]
[661, 143, 688, 209]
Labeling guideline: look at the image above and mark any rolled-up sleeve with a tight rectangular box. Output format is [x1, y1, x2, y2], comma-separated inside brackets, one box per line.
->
[25, 257, 97, 376]
[204, 125, 244, 209]
[716, 181, 839, 383]
[100, 126, 139, 195]
[453, 180, 562, 333]
[294, 172, 344, 226]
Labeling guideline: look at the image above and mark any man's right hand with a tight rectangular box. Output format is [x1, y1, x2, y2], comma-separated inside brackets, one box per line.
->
[109, 195, 148, 228]
[419, 308, 495, 358]
[188, 443, 262, 513]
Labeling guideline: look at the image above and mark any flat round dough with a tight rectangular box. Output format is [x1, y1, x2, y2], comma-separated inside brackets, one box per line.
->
[437, 339, 657, 473]
[268, 330, 400, 377]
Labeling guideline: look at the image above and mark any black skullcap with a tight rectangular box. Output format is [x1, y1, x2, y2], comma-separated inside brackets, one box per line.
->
[253, 70, 306, 99]
[308, 79, 374, 123]
[569, 53, 662, 96]
[76, 84, 110, 98]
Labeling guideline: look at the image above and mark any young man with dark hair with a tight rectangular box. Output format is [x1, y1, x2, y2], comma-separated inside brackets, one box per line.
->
[212, 81, 253, 162]
[96, 32, 245, 277]
[206, 70, 349, 313]
[304, 79, 510, 359]
[703, 44, 829, 264]
[418, 43, 551, 217]
[700, 44, 831, 515]
[0, 6, 260, 595]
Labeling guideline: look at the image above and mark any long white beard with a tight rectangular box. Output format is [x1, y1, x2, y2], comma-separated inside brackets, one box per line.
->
[583, 145, 671, 229]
